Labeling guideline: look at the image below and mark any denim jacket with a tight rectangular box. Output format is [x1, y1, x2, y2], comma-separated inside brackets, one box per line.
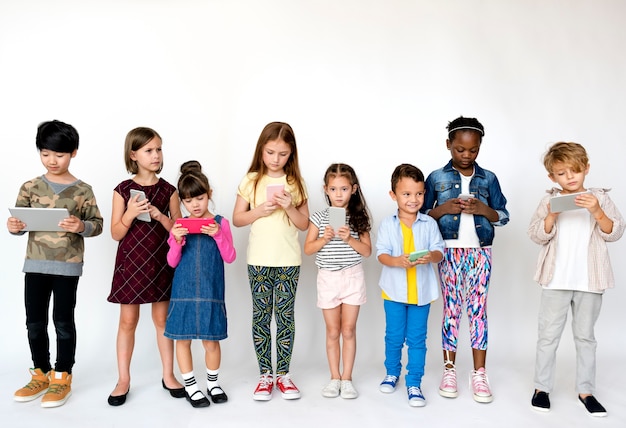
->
[421, 160, 509, 246]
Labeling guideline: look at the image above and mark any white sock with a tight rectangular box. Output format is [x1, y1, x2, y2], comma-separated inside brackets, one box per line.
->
[182, 371, 200, 396]
[207, 368, 221, 392]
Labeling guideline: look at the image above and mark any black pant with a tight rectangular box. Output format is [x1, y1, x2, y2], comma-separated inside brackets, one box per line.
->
[24, 273, 79, 374]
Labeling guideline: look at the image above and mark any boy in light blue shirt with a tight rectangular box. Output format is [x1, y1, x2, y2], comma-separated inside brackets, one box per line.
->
[376, 163, 444, 407]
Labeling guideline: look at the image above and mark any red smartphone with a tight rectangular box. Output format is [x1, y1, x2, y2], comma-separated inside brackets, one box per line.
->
[175, 217, 215, 234]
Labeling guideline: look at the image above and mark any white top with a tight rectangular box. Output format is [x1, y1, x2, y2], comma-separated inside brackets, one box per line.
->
[445, 172, 481, 248]
[546, 206, 594, 292]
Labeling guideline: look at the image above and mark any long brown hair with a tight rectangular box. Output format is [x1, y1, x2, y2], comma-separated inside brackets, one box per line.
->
[247, 122, 306, 207]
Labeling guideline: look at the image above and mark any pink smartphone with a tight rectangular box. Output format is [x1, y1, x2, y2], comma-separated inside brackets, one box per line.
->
[175, 217, 215, 234]
[266, 184, 284, 201]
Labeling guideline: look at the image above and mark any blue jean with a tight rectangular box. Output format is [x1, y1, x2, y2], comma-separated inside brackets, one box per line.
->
[24, 273, 79, 374]
[383, 299, 430, 387]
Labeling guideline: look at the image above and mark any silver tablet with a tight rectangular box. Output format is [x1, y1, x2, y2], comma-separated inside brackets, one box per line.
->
[9, 207, 71, 231]
[549, 191, 590, 213]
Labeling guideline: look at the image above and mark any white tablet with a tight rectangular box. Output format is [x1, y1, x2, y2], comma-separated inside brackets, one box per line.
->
[549, 191, 590, 213]
[9, 207, 70, 231]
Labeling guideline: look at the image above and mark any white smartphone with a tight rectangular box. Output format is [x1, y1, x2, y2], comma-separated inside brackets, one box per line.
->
[459, 193, 475, 200]
[130, 189, 151, 222]
[266, 184, 284, 202]
[328, 207, 346, 230]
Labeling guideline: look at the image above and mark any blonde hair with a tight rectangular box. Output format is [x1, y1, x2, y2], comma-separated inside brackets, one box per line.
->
[543, 142, 588, 174]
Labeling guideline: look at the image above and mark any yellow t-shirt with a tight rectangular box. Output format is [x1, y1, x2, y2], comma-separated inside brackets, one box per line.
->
[381, 221, 418, 304]
[237, 172, 307, 267]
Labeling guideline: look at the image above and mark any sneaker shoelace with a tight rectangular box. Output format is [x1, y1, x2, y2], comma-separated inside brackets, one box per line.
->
[46, 382, 69, 395]
[471, 370, 490, 394]
[23, 379, 47, 390]
[279, 374, 296, 389]
[341, 381, 356, 393]
[441, 367, 457, 388]
[407, 386, 422, 397]
[258, 373, 273, 389]
[382, 375, 397, 384]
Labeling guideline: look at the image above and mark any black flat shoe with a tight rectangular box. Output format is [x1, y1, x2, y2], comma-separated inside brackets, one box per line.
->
[162, 379, 185, 398]
[531, 390, 550, 412]
[185, 390, 210, 408]
[208, 386, 228, 404]
[108, 388, 129, 406]
[579, 395, 607, 417]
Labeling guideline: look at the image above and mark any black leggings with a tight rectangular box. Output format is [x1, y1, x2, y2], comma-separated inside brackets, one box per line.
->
[24, 273, 79, 374]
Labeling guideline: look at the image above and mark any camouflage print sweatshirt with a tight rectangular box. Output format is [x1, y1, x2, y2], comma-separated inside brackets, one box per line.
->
[14, 175, 104, 276]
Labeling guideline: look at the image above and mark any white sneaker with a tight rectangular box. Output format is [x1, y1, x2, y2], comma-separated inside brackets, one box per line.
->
[379, 375, 398, 393]
[340, 380, 358, 399]
[321, 379, 340, 398]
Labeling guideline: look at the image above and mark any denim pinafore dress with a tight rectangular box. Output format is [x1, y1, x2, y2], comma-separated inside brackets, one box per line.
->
[164, 215, 227, 341]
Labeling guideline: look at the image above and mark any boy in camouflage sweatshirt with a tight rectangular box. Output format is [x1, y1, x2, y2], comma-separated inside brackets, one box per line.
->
[7, 120, 103, 408]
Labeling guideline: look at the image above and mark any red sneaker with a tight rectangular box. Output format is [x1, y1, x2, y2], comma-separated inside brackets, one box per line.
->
[253, 371, 273, 401]
[276, 373, 301, 400]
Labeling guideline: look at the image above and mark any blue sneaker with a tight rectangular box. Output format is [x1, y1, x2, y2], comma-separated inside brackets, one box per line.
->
[379, 375, 398, 393]
[408, 386, 426, 407]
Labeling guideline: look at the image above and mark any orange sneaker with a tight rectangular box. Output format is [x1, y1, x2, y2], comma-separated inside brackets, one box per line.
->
[41, 370, 72, 408]
[14, 368, 50, 402]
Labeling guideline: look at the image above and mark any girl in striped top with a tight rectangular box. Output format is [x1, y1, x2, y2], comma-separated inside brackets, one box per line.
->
[304, 163, 372, 400]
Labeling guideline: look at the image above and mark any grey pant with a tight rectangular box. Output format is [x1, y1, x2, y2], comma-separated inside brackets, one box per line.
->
[534, 289, 602, 394]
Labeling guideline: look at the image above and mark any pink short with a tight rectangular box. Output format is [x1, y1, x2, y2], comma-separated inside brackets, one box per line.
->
[316, 263, 367, 309]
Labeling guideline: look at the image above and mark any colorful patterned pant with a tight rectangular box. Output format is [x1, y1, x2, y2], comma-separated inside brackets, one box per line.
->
[438, 247, 492, 351]
[247, 265, 300, 375]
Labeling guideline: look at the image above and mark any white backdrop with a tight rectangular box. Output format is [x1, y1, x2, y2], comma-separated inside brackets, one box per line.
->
[1, 1, 625, 427]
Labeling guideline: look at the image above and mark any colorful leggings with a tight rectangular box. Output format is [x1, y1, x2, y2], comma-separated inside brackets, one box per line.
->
[248, 265, 300, 375]
[438, 247, 492, 351]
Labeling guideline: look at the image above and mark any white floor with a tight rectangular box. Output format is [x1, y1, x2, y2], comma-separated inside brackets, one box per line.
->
[2, 348, 624, 428]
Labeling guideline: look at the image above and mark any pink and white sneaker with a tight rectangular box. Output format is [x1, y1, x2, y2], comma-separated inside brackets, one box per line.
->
[276, 373, 301, 400]
[439, 364, 458, 398]
[253, 371, 273, 401]
[470, 368, 493, 403]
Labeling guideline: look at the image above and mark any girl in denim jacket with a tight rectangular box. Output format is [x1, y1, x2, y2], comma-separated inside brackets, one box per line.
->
[421, 116, 509, 403]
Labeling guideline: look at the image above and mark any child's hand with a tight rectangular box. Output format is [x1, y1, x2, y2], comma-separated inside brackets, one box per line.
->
[399, 254, 420, 269]
[335, 225, 351, 242]
[127, 193, 151, 220]
[459, 196, 481, 215]
[201, 222, 220, 237]
[441, 198, 463, 215]
[273, 190, 293, 211]
[7, 216, 26, 233]
[147, 204, 164, 222]
[576, 192, 601, 214]
[59, 215, 85, 233]
[412, 251, 432, 265]
[256, 201, 279, 218]
[322, 225, 335, 243]
[171, 222, 188, 242]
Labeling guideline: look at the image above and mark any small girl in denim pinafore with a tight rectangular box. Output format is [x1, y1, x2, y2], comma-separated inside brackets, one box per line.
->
[165, 160, 236, 408]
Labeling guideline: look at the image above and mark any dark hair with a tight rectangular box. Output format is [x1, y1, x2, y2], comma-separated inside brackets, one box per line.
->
[124, 127, 163, 174]
[446, 116, 485, 141]
[391, 163, 424, 192]
[247, 122, 306, 207]
[36, 120, 79, 153]
[177, 160, 211, 199]
[323, 163, 371, 234]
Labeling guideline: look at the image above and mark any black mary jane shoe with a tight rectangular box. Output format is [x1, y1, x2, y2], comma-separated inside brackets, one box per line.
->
[185, 390, 210, 408]
[207, 386, 228, 404]
[162, 379, 186, 398]
[108, 388, 130, 406]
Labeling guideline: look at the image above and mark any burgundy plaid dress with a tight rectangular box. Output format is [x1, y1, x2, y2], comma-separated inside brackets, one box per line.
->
[107, 178, 176, 304]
